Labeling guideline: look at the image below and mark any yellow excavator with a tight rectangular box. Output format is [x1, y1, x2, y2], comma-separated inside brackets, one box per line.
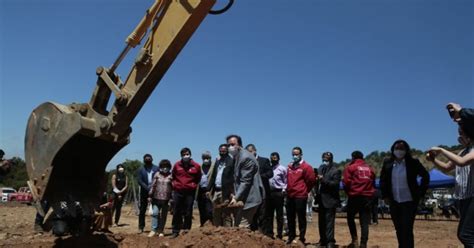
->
[25, 0, 232, 234]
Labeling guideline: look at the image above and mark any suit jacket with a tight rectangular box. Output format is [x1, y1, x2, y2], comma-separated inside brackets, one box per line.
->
[257, 156, 273, 195]
[234, 149, 264, 210]
[208, 155, 234, 200]
[380, 157, 430, 203]
[316, 163, 341, 209]
[137, 165, 159, 194]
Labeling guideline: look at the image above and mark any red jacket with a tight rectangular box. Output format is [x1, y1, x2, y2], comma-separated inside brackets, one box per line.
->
[343, 159, 375, 197]
[172, 160, 202, 191]
[287, 160, 317, 199]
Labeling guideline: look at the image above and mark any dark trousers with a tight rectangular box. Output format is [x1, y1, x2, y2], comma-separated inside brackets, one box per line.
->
[197, 187, 213, 226]
[390, 201, 417, 248]
[265, 191, 285, 238]
[371, 199, 379, 224]
[172, 190, 195, 234]
[458, 197, 474, 248]
[347, 196, 371, 245]
[250, 198, 268, 232]
[113, 193, 124, 224]
[35, 200, 50, 226]
[286, 197, 308, 243]
[318, 206, 336, 246]
[138, 191, 148, 230]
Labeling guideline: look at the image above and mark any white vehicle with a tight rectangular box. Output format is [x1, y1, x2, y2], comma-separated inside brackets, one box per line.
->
[1, 187, 17, 202]
[425, 198, 438, 207]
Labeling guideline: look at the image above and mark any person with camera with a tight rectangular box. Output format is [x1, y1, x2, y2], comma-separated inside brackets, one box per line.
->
[428, 127, 474, 247]
[447, 102, 474, 140]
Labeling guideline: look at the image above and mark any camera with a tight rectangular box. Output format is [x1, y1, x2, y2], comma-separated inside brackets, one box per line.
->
[446, 104, 455, 119]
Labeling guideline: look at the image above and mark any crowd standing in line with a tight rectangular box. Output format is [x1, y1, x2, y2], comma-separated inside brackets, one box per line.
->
[28, 102, 473, 247]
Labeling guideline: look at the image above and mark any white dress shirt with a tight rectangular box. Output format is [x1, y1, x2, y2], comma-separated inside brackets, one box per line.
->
[391, 160, 413, 203]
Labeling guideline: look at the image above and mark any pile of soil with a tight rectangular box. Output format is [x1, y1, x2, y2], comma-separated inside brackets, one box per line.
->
[120, 224, 304, 248]
[1, 224, 304, 248]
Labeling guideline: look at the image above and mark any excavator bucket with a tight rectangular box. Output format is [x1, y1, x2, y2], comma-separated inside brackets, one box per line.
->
[25, 102, 127, 206]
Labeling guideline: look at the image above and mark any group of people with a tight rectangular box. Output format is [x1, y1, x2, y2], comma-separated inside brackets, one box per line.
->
[119, 135, 429, 247]
[30, 102, 473, 247]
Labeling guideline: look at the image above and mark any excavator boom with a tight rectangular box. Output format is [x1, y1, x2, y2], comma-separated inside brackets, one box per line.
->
[25, 0, 222, 213]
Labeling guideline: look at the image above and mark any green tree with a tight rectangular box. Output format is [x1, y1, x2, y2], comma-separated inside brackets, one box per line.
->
[0, 157, 28, 189]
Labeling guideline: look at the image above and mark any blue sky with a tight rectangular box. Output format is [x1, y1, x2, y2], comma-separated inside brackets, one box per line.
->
[1, 0, 473, 171]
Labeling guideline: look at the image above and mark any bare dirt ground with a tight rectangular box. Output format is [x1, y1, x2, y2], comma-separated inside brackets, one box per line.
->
[0, 202, 463, 248]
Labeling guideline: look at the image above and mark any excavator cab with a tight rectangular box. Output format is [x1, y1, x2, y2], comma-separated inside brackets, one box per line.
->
[25, 0, 232, 223]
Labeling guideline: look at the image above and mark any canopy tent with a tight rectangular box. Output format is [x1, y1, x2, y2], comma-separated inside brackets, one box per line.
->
[338, 168, 455, 190]
[425, 168, 455, 189]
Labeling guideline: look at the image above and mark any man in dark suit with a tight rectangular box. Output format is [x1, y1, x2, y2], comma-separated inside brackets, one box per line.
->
[227, 135, 265, 228]
[207, 144, 235, 227]
[245, 144, 273, 233]
[316, 152, 341, 248]
[137, 154, 159, 233]
[380, 140, 429, 248]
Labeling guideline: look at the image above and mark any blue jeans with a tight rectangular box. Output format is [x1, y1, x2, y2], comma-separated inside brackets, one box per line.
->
[151, 199, 169, 233]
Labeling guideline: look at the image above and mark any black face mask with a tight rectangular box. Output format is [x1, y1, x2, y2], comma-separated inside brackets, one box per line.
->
[144, 160, 152, 166]
[219, 152, 228, 158]
[271, 160, 279, 165]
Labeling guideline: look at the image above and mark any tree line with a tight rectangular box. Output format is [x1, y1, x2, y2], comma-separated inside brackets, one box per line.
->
[0, 144, 462, 190]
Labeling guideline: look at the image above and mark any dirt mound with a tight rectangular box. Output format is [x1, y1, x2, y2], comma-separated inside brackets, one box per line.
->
[1, 225, 304, 248]
[120, 224, 304, 248]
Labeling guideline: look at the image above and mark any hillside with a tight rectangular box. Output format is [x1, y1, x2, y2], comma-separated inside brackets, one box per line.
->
[333, 144, 463, 176]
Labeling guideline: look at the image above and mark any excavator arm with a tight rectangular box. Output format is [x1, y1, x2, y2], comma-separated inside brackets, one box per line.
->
[25, 0, 230, 216]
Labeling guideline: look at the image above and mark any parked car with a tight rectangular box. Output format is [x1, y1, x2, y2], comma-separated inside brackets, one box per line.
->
[425, 198, 438, 207]
[439, 198, 459, 219]
[8, 187, 33, 204]
[1, 187, 17, 202]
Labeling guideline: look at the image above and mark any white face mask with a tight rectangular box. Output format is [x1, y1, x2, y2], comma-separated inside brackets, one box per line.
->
[322, 161, 330, 165]
[393, 149, 406, 159]
[118, 168, 125, 173]
[182, 155, 191, 162]
[228, 145, 238, 157]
